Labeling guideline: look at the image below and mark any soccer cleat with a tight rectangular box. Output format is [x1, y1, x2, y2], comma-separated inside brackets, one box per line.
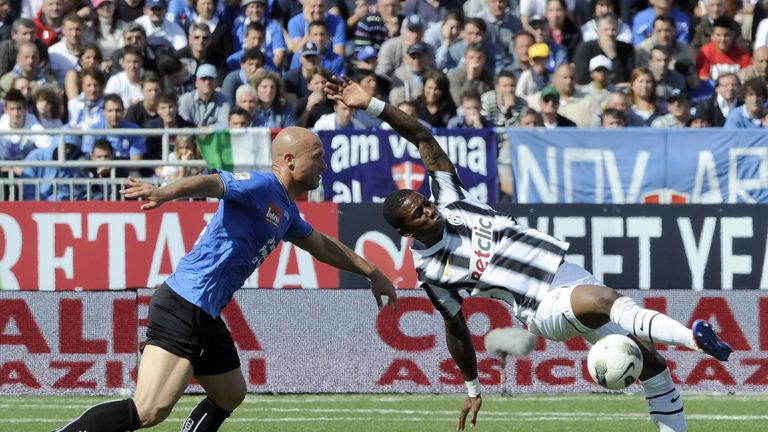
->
[693, 320, 733, 361]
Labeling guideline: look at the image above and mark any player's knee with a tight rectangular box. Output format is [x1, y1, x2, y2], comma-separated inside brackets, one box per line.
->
[135, 402, 174, 428]
[579, 285, 621, 315]
[211, 380, 246, 412]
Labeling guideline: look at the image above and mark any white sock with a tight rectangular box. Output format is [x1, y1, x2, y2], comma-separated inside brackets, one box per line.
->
[642, 368, 686, 432]
[609, 297, 696, 349]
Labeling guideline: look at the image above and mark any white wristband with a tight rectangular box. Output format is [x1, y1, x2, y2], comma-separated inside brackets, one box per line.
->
[366, 97, 386, 117]
[465, 378, 480, 397]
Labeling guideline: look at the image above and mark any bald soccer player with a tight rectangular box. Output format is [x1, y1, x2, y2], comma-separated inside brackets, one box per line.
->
[54, 127, 398, 432]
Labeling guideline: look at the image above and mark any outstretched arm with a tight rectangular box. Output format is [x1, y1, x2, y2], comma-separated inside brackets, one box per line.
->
[120, 174, 224, 210]
[292, 230, 398, 310]
[325, 76, 456, 174]
[445, 311, 483, 431]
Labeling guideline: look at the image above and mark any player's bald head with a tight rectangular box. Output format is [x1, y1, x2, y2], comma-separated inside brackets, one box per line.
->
[271, 127, 320, 162]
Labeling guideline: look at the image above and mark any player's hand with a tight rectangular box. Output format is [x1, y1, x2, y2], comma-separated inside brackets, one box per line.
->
[325, 76, 372, 110]
[457, 395, 482, 430]
[120, 177, 167, 210]
[369, 268, 398, 311]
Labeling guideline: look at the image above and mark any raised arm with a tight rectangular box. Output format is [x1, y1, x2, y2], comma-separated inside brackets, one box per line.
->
[120, 174, 224, 210]
[325, 76, 456, 174]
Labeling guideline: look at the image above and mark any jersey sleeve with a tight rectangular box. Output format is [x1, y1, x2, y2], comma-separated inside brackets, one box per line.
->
[218, 170, 266, 209]
[284, 204, 313, 241]
[423, 282, 464, 319]
[429, 170, 469, 207]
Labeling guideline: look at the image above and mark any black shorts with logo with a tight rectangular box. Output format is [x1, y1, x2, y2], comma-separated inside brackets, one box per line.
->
[145, 283, 240, 376]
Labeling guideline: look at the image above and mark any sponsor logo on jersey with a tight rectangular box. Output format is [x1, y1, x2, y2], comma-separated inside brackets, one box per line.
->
[444, 210, 463, 226]
[264, 204, 282, 227]
[233, 172, 251, 180]
[470, 216, 493, 280]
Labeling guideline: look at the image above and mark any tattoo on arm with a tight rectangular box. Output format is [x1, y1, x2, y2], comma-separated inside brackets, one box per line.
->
[379, 104, 456, 173]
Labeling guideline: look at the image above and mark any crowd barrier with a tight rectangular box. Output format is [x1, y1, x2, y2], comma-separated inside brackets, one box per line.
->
[1, 289, 765, 395]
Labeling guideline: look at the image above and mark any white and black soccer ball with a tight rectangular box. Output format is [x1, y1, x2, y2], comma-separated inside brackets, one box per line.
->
[587, 334, 644, 390]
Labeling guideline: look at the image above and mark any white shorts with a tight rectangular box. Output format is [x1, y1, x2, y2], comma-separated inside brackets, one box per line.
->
[524, 262, 627, 343]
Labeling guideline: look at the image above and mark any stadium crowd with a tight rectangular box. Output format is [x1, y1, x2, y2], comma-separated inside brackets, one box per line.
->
[1, 0, 768, 199]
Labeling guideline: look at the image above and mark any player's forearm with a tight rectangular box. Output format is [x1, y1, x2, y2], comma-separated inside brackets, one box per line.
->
[162, 174, 224, 200]
[378, 104, 455, 173]
[445, 313, 479, 381]
[311, 232, 378, 278]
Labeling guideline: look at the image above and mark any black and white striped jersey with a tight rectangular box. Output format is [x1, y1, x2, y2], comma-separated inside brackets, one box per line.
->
[411, 171, 569, 321]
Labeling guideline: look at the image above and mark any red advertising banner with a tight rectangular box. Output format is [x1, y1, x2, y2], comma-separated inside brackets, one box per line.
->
[0, 202, 340, 291]
[1, 290, 765, 395]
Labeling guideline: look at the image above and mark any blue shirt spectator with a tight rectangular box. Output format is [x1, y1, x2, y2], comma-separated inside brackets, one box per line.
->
[289, 41, 345, 76]
[632, 7, 691, 45]
[724, 105, 765, 128]
[82, 118, 147, 159]
[22, 135, 88, 201]
[233, 0, 287, 65]
[288, 1, 346, 55]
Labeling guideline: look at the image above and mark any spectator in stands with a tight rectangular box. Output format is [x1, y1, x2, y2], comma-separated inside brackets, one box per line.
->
[126, 71, 161, 126]
[234, 83, 256, 121]
[651, 90, 691, 127]
[222, 47, 264, 104]
[528, 14, 568, 73]
[581, 0, 632, 43]
[686, 110, 712, 128]
[510, 30, 535, 77]
[105, 45, 144, 109]
[738, 46, 768, 83]
[288, 0, 346, 57]
[159, 134, 204, 184]
[691, 0, 741, 51]
[635, 14, 696, 72]
[314, 97, 366, 130]
[33, 0, 63, 46]
[233, 0, 285, 67]
[192, 0, 234, 66]
[283, 41, 321, 101]
[68, 67, 105, 129]
[157, 53, 196, 96]
[389, 41, 433, 106]
[21, 134, 88, 200]
[648, 45, 686, 99]
[380, 100, 432, 129]
[516, 42, 550, 97]
[114, 0, 145, 22]
[82, 93, 147, 159]
[545, 0, 580, 59]
[518, 106, 543, 127]
[538, 85, 576, 127]
[448, 43, 494, 106]
[145, 92, 195, 161]
[0, 41, 57, 95]
[598, 90, 645, 126]
[447, 90, 491, 128]
[226, 22, 278, 72]
[87, 139, 127, 200]
[443, 17, 512, 74]
[578, 54, 614, 106]
[295, 66, 333, 128]
[0, 0, 11, 41]
[32, 83, 62, 128]
[353, 45, 378, 71]
[756, 15, 768, 50]
[475, 0, 522, 56]
[0, 18, 51, 77]
[349, 67, 386, 128]
[376, 14, 433, 78]
[47, 13, 82, 86]
[63, 43, 101, 101]
[136, 0, 188, 52]
[519, 0, 546, 28]
[353, 0, 400, 53]
[412, 70, 456, 127]
[631, 0, 691, 45]
[573, 13, 634, 86]
[530, 63, 598, 127]
[227, 105, 251, 128]
[481, 70, 528, 127]
[11, 76, 31, 102]
[693, 72, 740, 126]
[628, 67, 663, 125]
[250, 70, 296, 127]
[0, 89, 50, 162]
[677, 61, 714, 105]
[91, 0, 125, 61]
[178, 63, 230, 127]
[423, 8, 460, 51]
[696, 16, 751, 80]
[289, 23, 346, 76]
[110, 23, 159, 75]
[724, 78, 766, 128]
[404, 0, 462, 25]
[599, 106, 627, 127]
[175, 23, 221, 80]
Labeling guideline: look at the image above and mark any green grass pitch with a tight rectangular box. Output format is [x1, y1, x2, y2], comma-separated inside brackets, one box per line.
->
[3, 393, 767, 431]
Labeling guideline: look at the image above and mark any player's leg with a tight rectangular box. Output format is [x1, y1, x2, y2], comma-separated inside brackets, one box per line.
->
[632, 338, 687, 432]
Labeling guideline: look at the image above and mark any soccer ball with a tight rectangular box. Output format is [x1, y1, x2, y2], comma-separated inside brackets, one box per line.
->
[587, 334, 644, 390]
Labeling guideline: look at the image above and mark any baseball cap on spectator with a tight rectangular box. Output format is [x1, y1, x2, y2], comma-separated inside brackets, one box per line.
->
[196, 64, 217, 79]
[529, 14, 547, 26]
[406, 42, 428, 56]
[92, 0, 113, 8]
[528, 43, 550, 60]
[589, 55, 613, 72]
[540, 86, 560, 101]
[145, 0, 166, 9]
[301, 41, 320, 57]
[357, 46, 378, 62]
[403, 15, 425, 32]
[241, 0, 265, 7]
[665, 88, 690, 102]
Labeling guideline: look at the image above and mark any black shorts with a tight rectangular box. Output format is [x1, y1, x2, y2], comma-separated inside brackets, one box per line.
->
[145, 283, 241, 376]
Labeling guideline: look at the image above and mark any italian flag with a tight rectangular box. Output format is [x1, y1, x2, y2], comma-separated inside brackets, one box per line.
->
[197, 128, 275, 172]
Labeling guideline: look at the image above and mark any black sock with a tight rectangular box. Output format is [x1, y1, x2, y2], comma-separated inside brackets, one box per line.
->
[180, 397, 231, 432]
[56, 398, 141, 432]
